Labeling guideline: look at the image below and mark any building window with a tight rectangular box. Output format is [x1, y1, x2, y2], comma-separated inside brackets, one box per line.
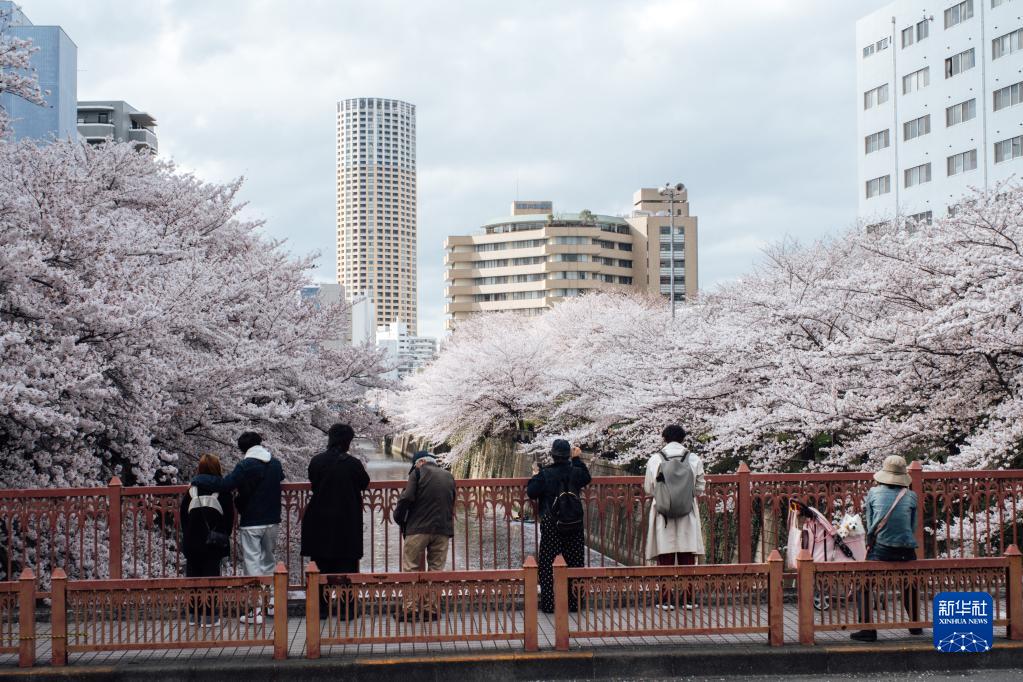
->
[901, 26, 915, 48]
[908, 211, 933, 224]
[946, 99, 977, 126]
[904, 163, 932, 187]
[994, 135, 1023, 162]
[945, 1, 974, 29]
[903, 114, 931, 141]
[899, 19, 930, 46]
[994, 81, 1023, 111]
[862, 37, 890, 59]
[865, 129, 891, 154]
[992, 28, 1023, 59]
[947, 149, 978, 175]
[945, 48, 976, 78]
[864, 84, 890, 110]
[993, 0, 1016, 7]
[902, 67, 929, 94]
[866, 175, 891, 198]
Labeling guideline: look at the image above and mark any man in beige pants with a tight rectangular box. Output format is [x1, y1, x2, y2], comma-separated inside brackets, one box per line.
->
[394, 451, 455, 620]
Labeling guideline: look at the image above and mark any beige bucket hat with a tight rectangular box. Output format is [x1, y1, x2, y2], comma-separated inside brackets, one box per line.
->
[873, 455, 911, 487]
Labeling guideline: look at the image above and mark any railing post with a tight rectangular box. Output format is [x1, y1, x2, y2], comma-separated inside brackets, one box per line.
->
[107, 476, 123, 579]
[553, 555, 569, 651]
[796, 548, 815, 646]
[1006, 545, 1023, 641]
[737, 462, 752, 564]
[51, 568, 67, 666]
[273, 562, 288, 660]
[767, 549, 784, 647]
[305, 561, 321, 659]
[523, 556, 538, 652]
[17, 568, 35, 668]
[907, 461, 924, 559]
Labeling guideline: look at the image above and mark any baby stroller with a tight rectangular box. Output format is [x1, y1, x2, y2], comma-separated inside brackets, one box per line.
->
[786, 499, 867, 611]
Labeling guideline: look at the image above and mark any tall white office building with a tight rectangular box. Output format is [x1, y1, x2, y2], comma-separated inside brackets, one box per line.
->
[857, 0, 1023, 222]
[336, 97, 418, 332]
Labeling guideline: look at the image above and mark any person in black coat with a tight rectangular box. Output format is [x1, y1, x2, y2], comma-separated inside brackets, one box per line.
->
[300, 423, 370, 617]
[180, 453, 235, 577]
[527, 439, 591, 613]
[181, 454, 235, 627]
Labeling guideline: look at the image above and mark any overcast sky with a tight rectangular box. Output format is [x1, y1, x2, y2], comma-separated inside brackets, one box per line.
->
[29, 0, 890, 339]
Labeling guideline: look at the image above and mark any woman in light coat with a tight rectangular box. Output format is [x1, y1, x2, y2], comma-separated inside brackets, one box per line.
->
[643, 424, 706, 565]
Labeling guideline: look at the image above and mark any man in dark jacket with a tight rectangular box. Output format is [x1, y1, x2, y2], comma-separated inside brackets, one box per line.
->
[527, 439, 591, 613]
[300, 423, 370, 617]
[214, 432, 285, 624]
[394, 450, 455, 619]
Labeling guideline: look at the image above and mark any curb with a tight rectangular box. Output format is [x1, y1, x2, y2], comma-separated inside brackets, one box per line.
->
[1, 641, 1021, 681]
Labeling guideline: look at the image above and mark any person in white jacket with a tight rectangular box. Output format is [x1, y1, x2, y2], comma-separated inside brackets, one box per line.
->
[643, 424, 706, 567]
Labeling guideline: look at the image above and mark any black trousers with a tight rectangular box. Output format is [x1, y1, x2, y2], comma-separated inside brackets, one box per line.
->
[537, 515, 585, 613]
[311, 556, 358, 618]
[185, 555, 222, 619]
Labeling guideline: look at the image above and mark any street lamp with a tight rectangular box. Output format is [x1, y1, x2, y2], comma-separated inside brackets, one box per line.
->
[658, 182, 685, 318]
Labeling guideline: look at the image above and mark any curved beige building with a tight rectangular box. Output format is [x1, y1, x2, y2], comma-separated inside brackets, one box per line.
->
[336, 97, 418, 331]
[444, 191, 698, 328]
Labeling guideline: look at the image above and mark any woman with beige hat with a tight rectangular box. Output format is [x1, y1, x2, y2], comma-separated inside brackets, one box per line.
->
[851, 455, 922, 642]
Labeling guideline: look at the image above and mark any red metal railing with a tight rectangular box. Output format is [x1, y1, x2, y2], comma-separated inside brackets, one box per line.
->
[552, 550, 785, 650]
[48, 563, 289, 666]
[2, 465, 1023, 588]
[795, 546, 1023, 644]
[0, 550, 1021, 666]
[304, 558, 539, 656]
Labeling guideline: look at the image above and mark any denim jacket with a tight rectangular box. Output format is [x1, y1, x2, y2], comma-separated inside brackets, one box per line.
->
[865, 484, 917, 549]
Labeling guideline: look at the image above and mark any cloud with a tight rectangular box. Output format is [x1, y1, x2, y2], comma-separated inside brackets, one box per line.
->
[27, 0, 890, 339]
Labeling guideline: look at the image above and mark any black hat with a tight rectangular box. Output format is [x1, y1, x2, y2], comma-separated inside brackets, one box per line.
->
[409, 450, 437, 473]
[551, 439, 571, 461]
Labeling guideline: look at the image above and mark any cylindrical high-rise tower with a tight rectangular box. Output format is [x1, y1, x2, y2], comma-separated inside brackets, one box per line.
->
[336, 97, 417, 332]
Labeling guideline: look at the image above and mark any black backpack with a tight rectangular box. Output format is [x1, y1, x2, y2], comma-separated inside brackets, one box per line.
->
[551, 475, 584, 536]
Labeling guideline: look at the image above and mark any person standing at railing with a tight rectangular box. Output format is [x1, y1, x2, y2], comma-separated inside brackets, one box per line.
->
[851, 455, 921, 642]
[301, 423, 370, 619]
[181, 453, 234, 626]
[527, 439, 591, 614]
[643, 424, 705, 610]
[216, 431, 285, 625]
[392, 450, 455, 621]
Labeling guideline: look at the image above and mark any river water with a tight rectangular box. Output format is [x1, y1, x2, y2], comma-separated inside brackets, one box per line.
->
[350, 439, 611, 571]
[353, 438, 409, 482]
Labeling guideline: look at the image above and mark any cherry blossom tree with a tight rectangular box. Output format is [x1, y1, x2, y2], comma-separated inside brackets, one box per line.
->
[0, 39, 387, 489]
[387, 186, 1023, 475]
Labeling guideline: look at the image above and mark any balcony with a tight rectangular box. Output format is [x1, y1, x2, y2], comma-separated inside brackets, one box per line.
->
[77, 122, 114, 142]
[128, 128, 158, 152]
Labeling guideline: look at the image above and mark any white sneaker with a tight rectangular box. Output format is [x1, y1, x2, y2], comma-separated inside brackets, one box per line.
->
[240, 609, 263, 625]
[201, 617, 221, 628]
[266, 605, 274, 617]
[659, 603, 675, 611]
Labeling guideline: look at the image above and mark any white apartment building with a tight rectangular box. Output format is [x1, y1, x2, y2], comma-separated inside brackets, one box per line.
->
[376, 322, 437, 381]
[336, 97, 418, 331]
[299, 283, 376, 347]
[857, 0, 1023, 222]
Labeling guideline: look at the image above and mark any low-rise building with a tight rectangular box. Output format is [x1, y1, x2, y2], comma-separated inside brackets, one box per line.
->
[376, 322, 437, 380]
[77, 101, 157, 152]
[443, 190, 698, 328]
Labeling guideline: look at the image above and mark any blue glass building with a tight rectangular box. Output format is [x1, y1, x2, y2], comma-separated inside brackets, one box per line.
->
[0, 1, 77, 142]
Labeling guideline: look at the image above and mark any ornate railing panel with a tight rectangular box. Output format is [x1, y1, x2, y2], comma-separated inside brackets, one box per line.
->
[304, 558, 538, 655]
[552, 552, 785, 649]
